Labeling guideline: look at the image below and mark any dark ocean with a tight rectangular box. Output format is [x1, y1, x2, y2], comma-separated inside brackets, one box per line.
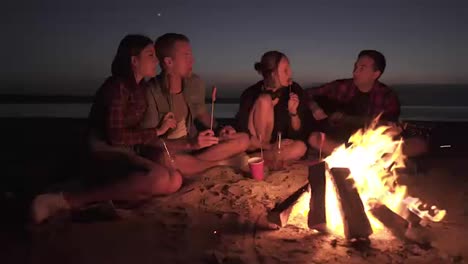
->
[1, 84, 467, 121]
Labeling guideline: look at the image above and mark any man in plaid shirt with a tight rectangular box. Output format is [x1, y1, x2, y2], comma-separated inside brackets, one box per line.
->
[306, 50, 404, 155]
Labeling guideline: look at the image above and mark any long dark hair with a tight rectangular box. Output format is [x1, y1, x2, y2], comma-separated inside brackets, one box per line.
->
[111, 34, 153, 78]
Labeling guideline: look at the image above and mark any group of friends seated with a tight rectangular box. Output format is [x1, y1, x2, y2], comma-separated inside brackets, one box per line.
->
[31, 33, 428, 223]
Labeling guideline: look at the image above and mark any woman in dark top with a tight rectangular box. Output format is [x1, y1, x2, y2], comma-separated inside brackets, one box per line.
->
[31, 34, 183, 223]
[235, 51, 309, 163]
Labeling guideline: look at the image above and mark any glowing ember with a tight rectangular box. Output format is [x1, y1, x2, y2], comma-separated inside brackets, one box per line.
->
[287, 118, 446, 238]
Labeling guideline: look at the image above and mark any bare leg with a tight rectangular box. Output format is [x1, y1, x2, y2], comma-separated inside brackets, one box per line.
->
[194, 132, 250, 161]
[308, 132, 342, 156]
[170, 154, 228, 176]
[248, 94, 275, 148]
[143, 141, 249, 177]
[65, 163, 182, 208]
[263, 140, 307, 161]
[32, 155, 183, 223]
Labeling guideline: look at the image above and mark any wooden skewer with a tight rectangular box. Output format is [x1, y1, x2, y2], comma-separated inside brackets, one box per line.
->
[210, 86, 217, 131]
[161, 139, 174, 162]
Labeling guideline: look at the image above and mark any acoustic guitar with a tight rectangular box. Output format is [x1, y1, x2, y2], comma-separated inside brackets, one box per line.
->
[314, 96, 432, 138]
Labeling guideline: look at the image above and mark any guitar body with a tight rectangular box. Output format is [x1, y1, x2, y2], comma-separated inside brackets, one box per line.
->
[313, 96, 351, 117]
[314, 96, 366, 128]
[311, 96, 363, 142]
[314, 96, 432, 139]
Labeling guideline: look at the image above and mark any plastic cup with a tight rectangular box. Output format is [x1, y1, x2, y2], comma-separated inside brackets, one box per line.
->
[248, 157, 265, 180]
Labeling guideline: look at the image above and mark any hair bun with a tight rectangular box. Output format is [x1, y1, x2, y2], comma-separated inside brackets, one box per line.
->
[254, 62, 263, 73]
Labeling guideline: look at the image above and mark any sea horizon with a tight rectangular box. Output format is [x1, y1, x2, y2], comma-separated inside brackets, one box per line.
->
[1, 83, 467, 121]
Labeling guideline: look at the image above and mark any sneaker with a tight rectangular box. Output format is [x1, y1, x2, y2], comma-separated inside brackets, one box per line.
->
[31, 193, 70, 223]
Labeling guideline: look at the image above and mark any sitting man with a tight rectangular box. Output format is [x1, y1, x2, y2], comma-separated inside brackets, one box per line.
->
[306, 50, 428, 157]
[141, 33, 250, 175]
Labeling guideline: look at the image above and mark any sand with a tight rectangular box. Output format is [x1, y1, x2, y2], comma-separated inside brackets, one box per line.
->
[1, 118, 468, 263]
[22, 158, 468, 264]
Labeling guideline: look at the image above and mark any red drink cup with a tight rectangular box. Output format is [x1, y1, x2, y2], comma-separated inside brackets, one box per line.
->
[248, 157, 264, 180]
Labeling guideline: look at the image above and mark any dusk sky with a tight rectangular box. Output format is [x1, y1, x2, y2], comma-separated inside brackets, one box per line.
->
[1, 0, 467, 95]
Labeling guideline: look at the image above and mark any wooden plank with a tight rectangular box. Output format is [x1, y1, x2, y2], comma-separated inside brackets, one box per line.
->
[267, 183, 309, 227]
[406, 209, 422, 227]
[307, 161, 327, 230]
[330, 168, 373, 239]
[370, 203, 408, 239]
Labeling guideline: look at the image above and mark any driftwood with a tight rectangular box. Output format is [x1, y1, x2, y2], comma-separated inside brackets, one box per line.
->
[267, 183, 309, 227]
[308, 161, 327, 230]
[330, 168, 373, 239]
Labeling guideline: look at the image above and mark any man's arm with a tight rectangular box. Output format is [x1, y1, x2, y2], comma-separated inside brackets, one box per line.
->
[305, 81, 340, 120]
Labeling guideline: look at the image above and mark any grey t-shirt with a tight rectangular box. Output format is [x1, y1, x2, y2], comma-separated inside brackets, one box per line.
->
[141, 74, 207, 139]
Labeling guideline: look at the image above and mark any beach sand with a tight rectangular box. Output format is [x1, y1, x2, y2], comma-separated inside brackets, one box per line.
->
[17, 161, 468, 264]
[1, 118, 468, 263]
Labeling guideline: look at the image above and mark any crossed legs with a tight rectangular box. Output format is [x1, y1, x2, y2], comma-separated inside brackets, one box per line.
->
[247, 94, 306, 161]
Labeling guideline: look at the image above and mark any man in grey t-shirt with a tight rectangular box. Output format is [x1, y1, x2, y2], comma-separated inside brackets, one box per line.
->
[141, 33, 250, 176]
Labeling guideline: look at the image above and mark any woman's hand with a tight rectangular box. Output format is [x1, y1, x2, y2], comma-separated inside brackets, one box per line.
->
[288, 92, 299, 115]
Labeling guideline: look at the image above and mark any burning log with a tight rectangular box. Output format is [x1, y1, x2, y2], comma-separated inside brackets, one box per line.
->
[406, 209, 422, 227]
[329, 168, 373, 240]
[370, 203, 431, 244]
[370, 202, 408, 240]
[307, 161, 327, 230]
[267, 183, 309, 227]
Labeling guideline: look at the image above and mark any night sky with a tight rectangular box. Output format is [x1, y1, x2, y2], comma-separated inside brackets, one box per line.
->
[1, 0, 467, 95]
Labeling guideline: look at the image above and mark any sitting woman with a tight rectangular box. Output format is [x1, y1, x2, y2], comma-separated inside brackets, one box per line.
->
[31, 34, 182, 223]
[235, 51, 309, 164]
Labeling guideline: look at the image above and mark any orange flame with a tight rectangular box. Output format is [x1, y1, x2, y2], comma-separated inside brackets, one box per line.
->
[287, 119, 446, 237]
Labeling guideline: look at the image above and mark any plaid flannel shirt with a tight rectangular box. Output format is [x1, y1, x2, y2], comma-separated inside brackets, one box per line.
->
[305, 79, 400, 122]
[88, 76, 157, 147]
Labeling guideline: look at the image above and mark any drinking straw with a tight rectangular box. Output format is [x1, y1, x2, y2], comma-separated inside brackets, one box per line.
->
[259, 134, 264, 159]
[278, 132, 282, 150]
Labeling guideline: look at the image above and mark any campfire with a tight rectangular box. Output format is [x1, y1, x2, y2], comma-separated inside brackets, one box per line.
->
[268, 119, 446, 241]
